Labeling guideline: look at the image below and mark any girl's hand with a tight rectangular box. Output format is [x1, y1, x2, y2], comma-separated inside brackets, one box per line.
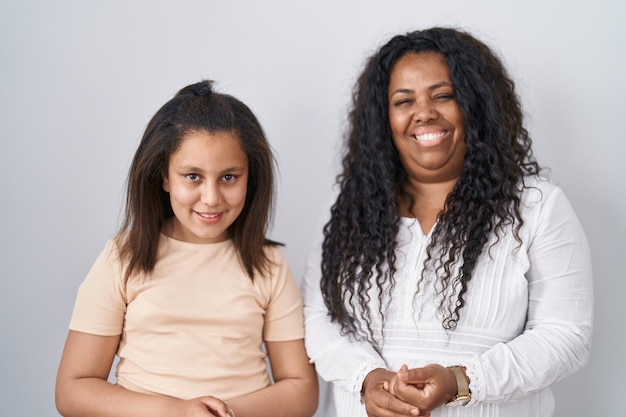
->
[225, 339, 318, 417]
[56, 330, 236, 417]
[177, 396, 233, 417]
[361, 368, 423, 417]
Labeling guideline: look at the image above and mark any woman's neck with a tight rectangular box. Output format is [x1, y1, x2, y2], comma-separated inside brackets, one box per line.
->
[398, 177, 458, 235]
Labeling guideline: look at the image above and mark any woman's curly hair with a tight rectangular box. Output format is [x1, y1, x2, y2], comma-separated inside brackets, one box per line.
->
[320, 27, 541, 340]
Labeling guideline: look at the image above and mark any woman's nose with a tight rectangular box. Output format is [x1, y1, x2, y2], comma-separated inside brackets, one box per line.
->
[413, 100, 437, 123]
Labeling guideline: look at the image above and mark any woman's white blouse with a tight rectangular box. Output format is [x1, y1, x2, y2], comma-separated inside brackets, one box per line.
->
[302, 177, 593, 417]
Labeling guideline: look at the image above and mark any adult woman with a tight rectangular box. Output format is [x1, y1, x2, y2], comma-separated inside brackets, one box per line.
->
[302, 27, 592, 417]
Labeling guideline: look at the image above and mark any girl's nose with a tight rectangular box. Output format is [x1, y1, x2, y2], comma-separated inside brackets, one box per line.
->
[200, 183, 221, 206]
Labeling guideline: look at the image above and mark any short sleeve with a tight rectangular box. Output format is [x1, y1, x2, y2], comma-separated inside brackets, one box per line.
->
[260, 246, 305, 342]
[68, 240, 127, 336]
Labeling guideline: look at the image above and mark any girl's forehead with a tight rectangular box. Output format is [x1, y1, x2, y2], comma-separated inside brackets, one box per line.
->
[170, 131, 247, 167]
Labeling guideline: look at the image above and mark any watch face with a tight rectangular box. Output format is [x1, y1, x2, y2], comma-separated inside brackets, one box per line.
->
[446, 395, 471, 407]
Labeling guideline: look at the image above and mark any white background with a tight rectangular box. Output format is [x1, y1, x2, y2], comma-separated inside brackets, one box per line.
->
[0, 1, 624, 416]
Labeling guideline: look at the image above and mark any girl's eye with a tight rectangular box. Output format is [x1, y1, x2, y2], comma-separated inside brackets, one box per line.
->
[185, 173, 200, 181]
[222, 174, 237, 182]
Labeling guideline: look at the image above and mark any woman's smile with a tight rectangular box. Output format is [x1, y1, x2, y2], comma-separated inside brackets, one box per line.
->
[388, 51, 467, 183]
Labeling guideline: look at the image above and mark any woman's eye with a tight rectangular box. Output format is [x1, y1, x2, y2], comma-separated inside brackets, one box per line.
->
[434, 93, 454, 101]
[394, 99, 412, 106]
[223, 174, 237, 182]
[185, 173, 200, 181]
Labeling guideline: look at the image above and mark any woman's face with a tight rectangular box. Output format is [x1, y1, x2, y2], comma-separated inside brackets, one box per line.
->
[388, 52, 467, 185]
[162, 130, 249, 244]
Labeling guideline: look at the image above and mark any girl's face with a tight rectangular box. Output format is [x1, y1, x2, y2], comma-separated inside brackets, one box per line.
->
[387, 51, 467, 185]
[163, 130, 248, 244]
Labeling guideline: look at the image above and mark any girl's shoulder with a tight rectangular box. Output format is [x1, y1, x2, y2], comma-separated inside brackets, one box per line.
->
[252, 242, 294, 285]
[261, 242, 289, 269]
[100, 237, 124, 268]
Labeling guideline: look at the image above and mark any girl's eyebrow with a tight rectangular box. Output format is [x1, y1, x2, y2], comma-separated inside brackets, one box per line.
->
[177, 164, 205, 172]
[219, 166, 246, 174]
[177, 165, 247, 174]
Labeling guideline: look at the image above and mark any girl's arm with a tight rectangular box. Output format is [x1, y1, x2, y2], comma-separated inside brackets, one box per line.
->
[226, 339, 318, 417]
[55, 330, 232, 417]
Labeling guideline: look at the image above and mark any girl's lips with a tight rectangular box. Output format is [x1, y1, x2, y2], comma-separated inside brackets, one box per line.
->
[196, 212, 219, 219]
[195, 211, 223, 223]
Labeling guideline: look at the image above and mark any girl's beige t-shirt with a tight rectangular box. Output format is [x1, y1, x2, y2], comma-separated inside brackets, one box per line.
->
[69, 235, 305, 400]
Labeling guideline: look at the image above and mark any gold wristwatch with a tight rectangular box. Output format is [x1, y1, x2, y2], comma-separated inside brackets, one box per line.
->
[445, 366, 471, 407]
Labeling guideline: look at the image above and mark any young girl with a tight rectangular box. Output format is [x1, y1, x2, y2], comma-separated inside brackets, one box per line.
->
[56, 80, 318, 417]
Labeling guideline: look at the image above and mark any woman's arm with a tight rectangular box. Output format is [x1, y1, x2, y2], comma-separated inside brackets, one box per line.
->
[301, 196, 389, 393]
[55, 330, 232, 417]
[389, 183, 593, 409]
[470, 184, 593, 403]
[226, 339, 318, 417]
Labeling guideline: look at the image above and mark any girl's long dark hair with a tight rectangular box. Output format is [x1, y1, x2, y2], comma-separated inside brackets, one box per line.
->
[115, 80, 278, 281]
[320, 27, 541, 339]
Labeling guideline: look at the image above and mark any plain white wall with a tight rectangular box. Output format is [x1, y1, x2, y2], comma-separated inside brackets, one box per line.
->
[1, 1, 624, 416]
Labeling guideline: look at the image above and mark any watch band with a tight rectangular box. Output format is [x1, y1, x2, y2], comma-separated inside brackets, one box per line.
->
[446, 366, 471, 407]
